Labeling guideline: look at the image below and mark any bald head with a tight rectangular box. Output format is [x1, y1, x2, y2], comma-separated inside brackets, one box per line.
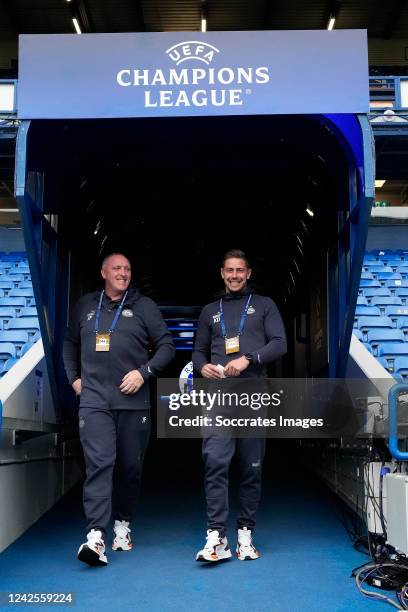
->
[101, 253, 131, 299]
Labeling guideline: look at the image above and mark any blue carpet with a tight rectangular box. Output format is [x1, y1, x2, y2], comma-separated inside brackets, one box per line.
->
[0, 455, 396, 612]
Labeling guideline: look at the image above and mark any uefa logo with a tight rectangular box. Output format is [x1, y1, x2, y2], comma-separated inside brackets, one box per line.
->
[165, 41, 220, 66]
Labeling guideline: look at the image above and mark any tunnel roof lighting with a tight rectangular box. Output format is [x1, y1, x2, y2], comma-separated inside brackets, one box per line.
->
[201, 17, 207, 32]
[72, 18, 82, 34]
[306, 207, 314, 217]
[375, 180, 386, 188]
[327, 16, 335, 30]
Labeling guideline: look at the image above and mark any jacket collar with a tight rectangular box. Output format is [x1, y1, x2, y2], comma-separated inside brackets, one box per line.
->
[215, 284, 256, 301]
[93, 285, 141, 307]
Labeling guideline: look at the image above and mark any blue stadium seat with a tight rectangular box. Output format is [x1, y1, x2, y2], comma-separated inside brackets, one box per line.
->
[396, 288, 408, 304]
[361, 272, 374, 280]
[364, 261, 385, 269]
[377, 272, 402, 283]
[386, 280, 408, 292]
[19, 281, 33, 289]
[363, 342, 373, 353]
[0, 298, 26, 313]
[397, 268, 408, 279]
[368, 329, 405, 355]
[355, 306, 381, 318]
[358, 316, 393, 332]
[385, 259, 404, 268]
[8, 289, 34, 306]
[0, 274, 24, 286]
[353, 329, 363, 341]
[16, 265, 30, 275]
[0, 330, 29, 345]
[0, 357, 18, 376]
[377, 357, 391, 371]
[378, 344, 408, 371]
[371, 297, 403, 314]
[19, 306, 37, 318]
[31, 331, 41, 342]
[359, 279, 381, 288]
[397, 317, 408, 335]
[394, 357, 408, 380]
[363, 288, 392, 300]
[385, 306, 408, 323]
[8, 317, 40, 338]
[0, 307, 17, 330]
[0, 342, 16, 360]
[357, 296, 368, 305]
[370, 266, 393, 276]
[20, 342, 33, 357]
[0, 262, 11, 271]
[9, 288, 34, 297]
[363, 254, 378, 261]
[0, 281, 14, 295]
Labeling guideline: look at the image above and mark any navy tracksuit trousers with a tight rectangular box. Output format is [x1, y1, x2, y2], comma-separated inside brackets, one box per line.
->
[202, 437, 266, 537]
[78, 407, 150, 537]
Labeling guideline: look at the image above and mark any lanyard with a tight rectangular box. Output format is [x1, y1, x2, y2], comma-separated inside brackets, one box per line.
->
[219, 294, 252, 339]
[94, 290, 128, 335]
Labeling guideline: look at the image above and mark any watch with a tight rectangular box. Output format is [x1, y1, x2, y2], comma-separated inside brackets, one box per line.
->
[244, 353, 253, 364]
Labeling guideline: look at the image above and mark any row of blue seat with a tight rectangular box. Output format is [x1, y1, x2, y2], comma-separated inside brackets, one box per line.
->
[359, 274, 408, 291]
[0, 332, 40, 361]
[354, 306, 408, 329]
[0, 296, 34, 307]
[0, 309, 38, 330]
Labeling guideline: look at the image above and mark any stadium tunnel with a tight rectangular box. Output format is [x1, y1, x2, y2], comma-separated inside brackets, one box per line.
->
[15, 112, 373, 398]
[9, 111, 374, 509]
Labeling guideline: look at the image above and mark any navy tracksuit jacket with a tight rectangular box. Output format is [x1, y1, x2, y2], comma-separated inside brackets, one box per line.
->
[192, 286, 287, 534]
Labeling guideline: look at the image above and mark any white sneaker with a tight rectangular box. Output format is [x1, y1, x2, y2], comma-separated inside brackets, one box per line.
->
[196, 529, 232, 562]
[77, 529, 108, 566]
[236, 527, 260, 560]
[112, 520, 133, 551]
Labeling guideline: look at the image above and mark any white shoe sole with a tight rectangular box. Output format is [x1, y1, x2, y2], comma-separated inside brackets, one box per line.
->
[196, 548, 232, 562]
[112, 542, 132, 551]
[77, 544, 108, 566]
[236, 547, 260, 561]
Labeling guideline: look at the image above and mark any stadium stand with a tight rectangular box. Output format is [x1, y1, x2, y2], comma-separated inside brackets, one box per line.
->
[0, 253, 39, 375]
[355, 251, 408, 378]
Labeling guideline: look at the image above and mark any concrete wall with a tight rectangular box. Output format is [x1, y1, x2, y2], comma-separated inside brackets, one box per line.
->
[0, 226, 25, 252]
[0, 439, 83, 552]
[366, 224, 408, 251]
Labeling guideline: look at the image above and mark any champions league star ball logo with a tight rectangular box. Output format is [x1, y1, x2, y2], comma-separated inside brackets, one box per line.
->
[179, 361, 194, 394]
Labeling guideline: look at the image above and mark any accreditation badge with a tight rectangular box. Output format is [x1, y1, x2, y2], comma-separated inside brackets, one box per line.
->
[95, 333, 110, 352]
[225, 336, 240, 355]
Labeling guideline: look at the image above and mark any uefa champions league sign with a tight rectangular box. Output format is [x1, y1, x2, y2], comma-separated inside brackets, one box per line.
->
[18, 30, 369, 118]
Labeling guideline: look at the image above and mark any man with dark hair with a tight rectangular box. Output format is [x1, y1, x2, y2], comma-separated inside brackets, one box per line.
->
[193, 250, 286, 562]
[63, 253, 175, 566]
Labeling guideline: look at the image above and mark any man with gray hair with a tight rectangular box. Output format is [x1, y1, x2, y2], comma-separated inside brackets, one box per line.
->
[63, 253, 175, 566]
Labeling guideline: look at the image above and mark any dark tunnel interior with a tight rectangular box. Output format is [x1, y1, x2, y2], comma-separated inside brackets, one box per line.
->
[28, 114, 350, 315]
